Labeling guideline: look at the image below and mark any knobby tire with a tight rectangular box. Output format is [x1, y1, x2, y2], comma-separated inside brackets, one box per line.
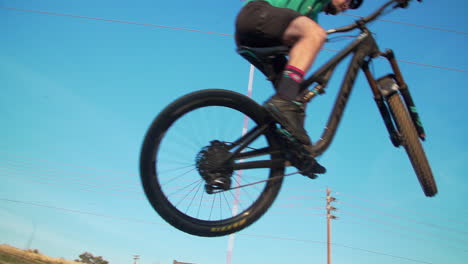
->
[388, 93, 438, 197]
[140, 89, 285, 237]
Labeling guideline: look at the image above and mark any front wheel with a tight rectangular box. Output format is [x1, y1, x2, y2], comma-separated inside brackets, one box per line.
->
[140, 89, 285, 237]
[388, 93, 438, 197]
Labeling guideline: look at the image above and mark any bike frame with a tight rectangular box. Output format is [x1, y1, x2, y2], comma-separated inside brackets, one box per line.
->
[302, 27, 381, 157]
[230, 0, 425, 170]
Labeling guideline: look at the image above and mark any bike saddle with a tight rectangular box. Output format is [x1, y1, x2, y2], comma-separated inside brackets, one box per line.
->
[237, 46, 290, 84]
[237, 45, 289, 59]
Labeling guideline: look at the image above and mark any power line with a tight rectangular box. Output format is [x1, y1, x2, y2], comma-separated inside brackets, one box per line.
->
[341, 219, 468, 253]
[7, 179, 323, 219]
[0, 160, 464, 262]
[331, 191, 468, 248]
[6, 168, 462, 238]
[2, 155, 463, 230]
[4, 6, 465, 36]
[3, 153, 466, 242]
[271, 203, 324, 210]
[240, 233, 326, 245]
[334, 190, 468, 226]
[0, 198, 164, 226]
[2, 155, 463, 225]
[269, 210, 326, 216]
[281, 187, 326, 192]
[339, 210, 468, 247]
[1, 6, 467, 73]
[0, 6, 232, 37]
[321, 48, 468, 73]
[0, 172, 144, 200]
[330, 242, 434, 264]
[394, 59, 468, 73]
[0, 161, 140, 189]
[0, 167, 141, 194]
[239, 233, 434, 264]
[0, 169, 326, 216]
[0, 163, 348, 215]
[1, 161, 323, 205]
[281, 194, 327, 200]
[0, 152, 136, 178]
[0, 153, 326, 194]
[341, 13, 468, 35]
[337, 200, 468, 235]
[0, 197, 437, 264]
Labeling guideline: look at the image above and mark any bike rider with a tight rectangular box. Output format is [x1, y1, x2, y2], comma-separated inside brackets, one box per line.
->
[235, 0, 363, 175]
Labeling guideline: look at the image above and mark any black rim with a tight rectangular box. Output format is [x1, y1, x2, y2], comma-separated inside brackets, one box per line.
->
[140, 90, 284, 235]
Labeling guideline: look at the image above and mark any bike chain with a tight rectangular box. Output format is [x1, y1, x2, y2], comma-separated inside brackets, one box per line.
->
[212, 170, 302, 194]
[211, 128, 318, 194]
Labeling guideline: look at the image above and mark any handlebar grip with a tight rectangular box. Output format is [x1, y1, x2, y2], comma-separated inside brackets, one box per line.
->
[395, 0, 422, 9]
[326, 0, 421, 35]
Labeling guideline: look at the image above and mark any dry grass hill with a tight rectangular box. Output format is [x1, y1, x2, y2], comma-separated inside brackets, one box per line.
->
[0, 244, 79, 264]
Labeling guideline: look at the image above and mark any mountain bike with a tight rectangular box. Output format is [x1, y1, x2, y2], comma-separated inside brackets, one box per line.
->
[140, 0, 437, 237]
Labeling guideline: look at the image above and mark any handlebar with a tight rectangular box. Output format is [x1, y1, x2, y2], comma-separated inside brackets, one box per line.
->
[326, 0, 421, 34]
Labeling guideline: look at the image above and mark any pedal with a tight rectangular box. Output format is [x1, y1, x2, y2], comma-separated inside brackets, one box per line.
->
[276, 128, 325, 178]
[302, 171, 318, 180]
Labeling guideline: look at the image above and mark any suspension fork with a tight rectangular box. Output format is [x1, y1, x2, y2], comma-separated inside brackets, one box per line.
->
[362, 59, 401, 147]
[380, 49, 426, 141]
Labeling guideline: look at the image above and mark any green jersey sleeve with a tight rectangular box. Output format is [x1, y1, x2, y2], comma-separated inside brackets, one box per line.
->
[243, 0, 331, 22]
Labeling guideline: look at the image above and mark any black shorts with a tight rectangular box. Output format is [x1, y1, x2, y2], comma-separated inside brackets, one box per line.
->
[235, 1, 303, 47]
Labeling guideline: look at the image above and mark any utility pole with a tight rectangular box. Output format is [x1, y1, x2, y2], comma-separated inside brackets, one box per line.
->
[133, 255, 140, 264]
[326, 188, 337, 264]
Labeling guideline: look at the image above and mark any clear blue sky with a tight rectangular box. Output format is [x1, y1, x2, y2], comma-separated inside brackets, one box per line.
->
[1, 0, 467, 264]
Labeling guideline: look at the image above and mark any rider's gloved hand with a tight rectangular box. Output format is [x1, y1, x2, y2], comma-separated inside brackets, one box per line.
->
[395, 0, 422, 8]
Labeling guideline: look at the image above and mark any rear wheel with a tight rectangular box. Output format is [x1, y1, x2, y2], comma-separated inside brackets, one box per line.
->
[387, 93, 438, 197]
[140, 89, 285, 236]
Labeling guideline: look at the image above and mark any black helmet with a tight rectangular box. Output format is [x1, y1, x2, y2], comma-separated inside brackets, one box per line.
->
[349, 0, 363, 9]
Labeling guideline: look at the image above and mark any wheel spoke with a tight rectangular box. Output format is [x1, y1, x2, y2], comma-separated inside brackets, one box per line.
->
[219, 193, 223, 220]
[221, 192, 233, 215]
[209, 194, 216, 220]
[160, 167, 197, 187]
[140, 92, 286, 236]
[185, 180, 204, 214]
[167, 179, 203, 200]
[197, 190, 204, 218]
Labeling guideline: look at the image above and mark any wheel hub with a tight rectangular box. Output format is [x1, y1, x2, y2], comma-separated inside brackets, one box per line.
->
[195, 140, 234, 193]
